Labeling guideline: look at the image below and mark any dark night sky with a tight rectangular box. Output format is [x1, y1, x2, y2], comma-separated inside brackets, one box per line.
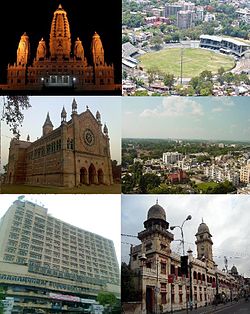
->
[0, 0, 121, 86]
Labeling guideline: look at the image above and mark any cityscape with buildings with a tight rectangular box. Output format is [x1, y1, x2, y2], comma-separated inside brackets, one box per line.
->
[122, 0, 250, 95]
[122, 138, 250, 194]
[0, 0, 250, 313]
[122, 97, 250, 194]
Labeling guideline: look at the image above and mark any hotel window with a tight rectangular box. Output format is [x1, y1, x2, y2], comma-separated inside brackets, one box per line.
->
[4, 254, 15, 262]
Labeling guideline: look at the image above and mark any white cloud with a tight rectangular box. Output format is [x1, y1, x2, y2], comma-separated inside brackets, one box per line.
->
[211, 97, 235, 107]
[140, 97, 204, 118]
[124, 111, 133, 115]
[212, 107, 224, 112]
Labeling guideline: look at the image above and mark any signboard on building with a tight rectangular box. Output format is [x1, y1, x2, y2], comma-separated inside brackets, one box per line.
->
[81, 298, 96, 304]
[90, 304, 104, 314]
[3, 297, 14, 314]
[49, 292, 80, 302]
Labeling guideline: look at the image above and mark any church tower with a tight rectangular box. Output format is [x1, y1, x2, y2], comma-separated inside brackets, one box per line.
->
[43, 113, 54, 136]
[49, 4, 71, 59]
[91, 32, 105, 66]
[195, 220, 214, 268]
[17, 32, 30, 66]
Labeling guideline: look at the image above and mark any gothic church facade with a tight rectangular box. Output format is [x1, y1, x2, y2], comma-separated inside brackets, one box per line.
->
[6, 99, 113, 187]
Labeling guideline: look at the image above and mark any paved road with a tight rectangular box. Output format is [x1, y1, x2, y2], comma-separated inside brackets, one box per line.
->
[177, 300, 249, 314]
[212, 300, 250, 313]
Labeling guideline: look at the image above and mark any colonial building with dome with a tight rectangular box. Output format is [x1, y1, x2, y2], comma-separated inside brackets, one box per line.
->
[2, 4, 118, 92]
[125, 202, 245, 313]
[5, 99, 113, 187]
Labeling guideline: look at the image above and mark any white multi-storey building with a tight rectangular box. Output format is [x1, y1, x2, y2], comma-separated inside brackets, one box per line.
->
[240, 160, 250, 183]
[0, 198, 120, 313]
[163, 152, 183, 164]
[205, 164, 240, 186]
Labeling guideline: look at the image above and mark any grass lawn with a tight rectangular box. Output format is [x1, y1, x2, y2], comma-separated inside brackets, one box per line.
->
[1, 184, 121, 194]
[197, 182, 218, 191]
[138, 48, 235, 78]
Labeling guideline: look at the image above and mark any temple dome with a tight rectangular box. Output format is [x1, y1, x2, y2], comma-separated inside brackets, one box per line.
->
[147, 202, 166, 221]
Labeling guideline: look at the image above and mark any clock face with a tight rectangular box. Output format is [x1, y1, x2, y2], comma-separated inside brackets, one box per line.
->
[83, 129, 95, 146]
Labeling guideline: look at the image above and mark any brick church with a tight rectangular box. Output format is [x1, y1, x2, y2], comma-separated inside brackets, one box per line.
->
[4, 4, 116, 92]
[5, 99, 114, 187]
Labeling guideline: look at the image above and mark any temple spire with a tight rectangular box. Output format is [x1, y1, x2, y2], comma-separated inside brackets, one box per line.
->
[49, 4, 71, 59]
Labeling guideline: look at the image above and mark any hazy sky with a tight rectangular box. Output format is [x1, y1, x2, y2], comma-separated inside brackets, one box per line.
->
[122, 96, 250, 141]
[1, 96, 121, 172]
[0, 194, 121, 267]
[122, 195, 250, 277]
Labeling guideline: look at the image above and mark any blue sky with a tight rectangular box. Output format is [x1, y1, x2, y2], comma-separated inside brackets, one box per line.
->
[122, 195, 250, 277]
[122, 97, 250, 141]
[1, 96, 121, 171]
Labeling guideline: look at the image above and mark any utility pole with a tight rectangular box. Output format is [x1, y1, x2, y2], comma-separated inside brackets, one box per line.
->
[180, 46, 184, 85]
[189, 262, 193, 311]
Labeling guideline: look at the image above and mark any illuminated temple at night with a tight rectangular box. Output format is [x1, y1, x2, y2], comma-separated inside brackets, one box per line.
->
[2, 4, 118, 92]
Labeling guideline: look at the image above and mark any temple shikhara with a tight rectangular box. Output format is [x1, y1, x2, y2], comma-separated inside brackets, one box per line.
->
[4, 5, 117, 92]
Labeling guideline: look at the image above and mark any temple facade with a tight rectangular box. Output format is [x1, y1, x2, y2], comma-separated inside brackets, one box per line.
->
[5, 99, 113, 187]
[5, 5, 116, 91]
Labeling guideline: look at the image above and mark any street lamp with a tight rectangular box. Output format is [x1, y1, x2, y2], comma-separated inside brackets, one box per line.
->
[170, 215, 192, 256]
[170, 215, 192, 313]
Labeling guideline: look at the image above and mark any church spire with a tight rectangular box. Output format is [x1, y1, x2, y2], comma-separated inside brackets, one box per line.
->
[61, 106, 67, 123]
[72, 98, 77, 113]
[43, 112, 53, 136]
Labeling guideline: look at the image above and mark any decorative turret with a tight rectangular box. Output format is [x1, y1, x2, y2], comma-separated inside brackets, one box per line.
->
[91, 32, 105, 66]
[72, 98, 77, 114]
[96, 111, 101, 123]
[103, 123, 108, 136]
[17, 32, 30, 65]
[49, 4, 71, 59]
[36, 38, 47, 60]
[61, 107, 67, 123]
[74, 37, 84, 60]
[43, 113, 53, 136]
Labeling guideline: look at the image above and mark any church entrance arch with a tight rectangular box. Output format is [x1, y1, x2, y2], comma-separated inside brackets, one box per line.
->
[88, 164, 96, 185]
[80, 167, 87, 184]
[97, 169, 104, 184]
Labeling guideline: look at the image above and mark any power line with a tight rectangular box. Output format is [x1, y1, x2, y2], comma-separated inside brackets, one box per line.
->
[121, 233, 138, 238]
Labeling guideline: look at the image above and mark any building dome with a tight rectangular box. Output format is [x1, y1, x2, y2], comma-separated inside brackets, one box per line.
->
[197, 221, 210, 234]
[147, 202, 166, 221]
[231, 265, 238, 275]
